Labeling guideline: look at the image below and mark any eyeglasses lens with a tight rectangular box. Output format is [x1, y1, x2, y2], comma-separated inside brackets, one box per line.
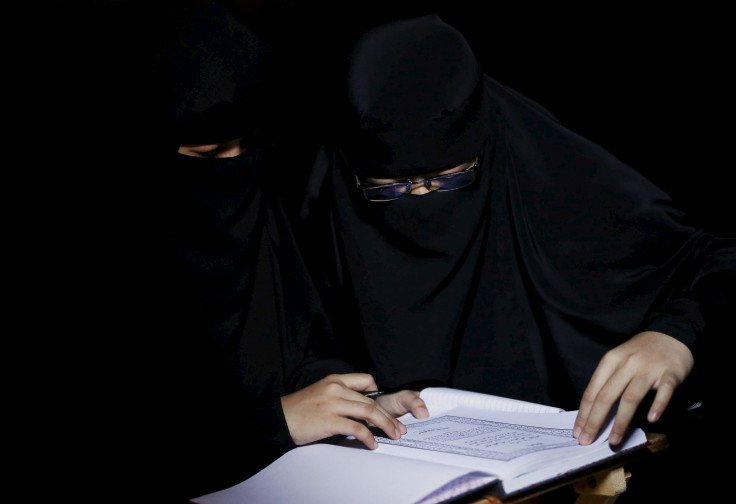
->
[364, 183, 411, 201]
[427, 171, 475, 191]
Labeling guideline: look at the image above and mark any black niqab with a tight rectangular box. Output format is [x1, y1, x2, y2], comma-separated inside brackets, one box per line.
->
[304, 14, 735, 410]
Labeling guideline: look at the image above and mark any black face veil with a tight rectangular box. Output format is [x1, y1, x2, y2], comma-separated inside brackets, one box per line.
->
[327, 14, 540, 398]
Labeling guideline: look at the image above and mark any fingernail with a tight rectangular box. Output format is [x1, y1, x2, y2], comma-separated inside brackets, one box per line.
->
[648, 410, 660, 423]
[609, 433, 621, 445]
[395, 428, 402, 438]
[573, 426, 581, 438]
[579, 433, 592, 445]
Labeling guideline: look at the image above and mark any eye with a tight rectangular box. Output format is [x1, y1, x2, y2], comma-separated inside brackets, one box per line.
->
[198, 147, 221, 158]
[178, 143, 223, 158]
[178, 138, 244, 158]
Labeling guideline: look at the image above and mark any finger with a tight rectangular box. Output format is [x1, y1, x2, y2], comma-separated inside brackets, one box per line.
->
[607, 376, 651, 445]
[647, 374, 677, 423]
[376, 390, 428, 423]
[335, 385, 401, 421]
[331, 416, 378, 449]
[399, 392, 429, 420]
[575, 362, 617, 438]
[577, 369, 632, 445]
[333, 388, 406, 436]
[367, 401, 407, 434]
[342, 399, 403, 440]
[329, 373, 379, 394]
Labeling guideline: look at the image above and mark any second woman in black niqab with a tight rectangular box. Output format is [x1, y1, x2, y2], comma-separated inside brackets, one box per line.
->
[117, 3, 409, 502]
[138, 4, 310, 500]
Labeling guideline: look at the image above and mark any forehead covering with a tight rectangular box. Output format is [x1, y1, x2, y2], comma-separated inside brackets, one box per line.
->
[340, 14, 488, 177]
[153, 2, 272, 145]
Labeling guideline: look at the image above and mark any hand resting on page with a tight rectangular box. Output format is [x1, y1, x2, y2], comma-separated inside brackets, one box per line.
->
[574, 331, 694, 446]
[281, 373, 407, 449]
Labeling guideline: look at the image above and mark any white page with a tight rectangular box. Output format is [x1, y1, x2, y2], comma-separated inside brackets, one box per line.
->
[503, 426, 648, 494]
[192, 405, 647, 504]
[377, 405, 647, 495]
[190, 443, 497, 504]
[377, 407, 596, 476]
[417, 387, 564, 416]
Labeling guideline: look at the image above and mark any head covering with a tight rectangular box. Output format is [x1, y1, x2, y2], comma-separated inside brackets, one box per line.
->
[153, 1, 273, 147]
[303, 14, 733, 409]
[133, 0, 275, 154]
[339, 14, 489, 177]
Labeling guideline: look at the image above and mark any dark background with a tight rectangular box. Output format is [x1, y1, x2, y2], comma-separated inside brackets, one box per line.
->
[221, 0, 731, 237]
[70, 0, 730, 236]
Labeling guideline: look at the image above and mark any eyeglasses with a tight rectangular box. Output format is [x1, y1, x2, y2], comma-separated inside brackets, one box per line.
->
[355, 158, 479, 202]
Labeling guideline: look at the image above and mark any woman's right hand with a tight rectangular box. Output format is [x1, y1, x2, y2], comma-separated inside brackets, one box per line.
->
[281, 373, 407, 449]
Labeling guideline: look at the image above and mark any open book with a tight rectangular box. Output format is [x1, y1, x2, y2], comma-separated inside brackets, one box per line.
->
[190, 387, 649, 504]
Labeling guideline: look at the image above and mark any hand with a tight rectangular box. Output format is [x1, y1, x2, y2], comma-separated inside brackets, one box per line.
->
[281, 373, 407, 449]
[376, 390, 429, 419]
[573, 331, 694, 446]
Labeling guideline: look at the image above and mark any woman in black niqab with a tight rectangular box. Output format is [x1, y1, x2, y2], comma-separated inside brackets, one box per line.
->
[135, 3, 314, 500]
[297, 16, 734, 502]
[106, 2, 404, 502]
[301, 13, 734, 431]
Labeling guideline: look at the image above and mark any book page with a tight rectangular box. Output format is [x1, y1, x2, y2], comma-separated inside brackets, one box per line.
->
[377, 407, 590, 475]
[376, 407, 646, 488]
[504, 427, 648, 495]
[416, 387, 564, 417]
[374, 405, 647, 495]
[189, 443, 498, 504]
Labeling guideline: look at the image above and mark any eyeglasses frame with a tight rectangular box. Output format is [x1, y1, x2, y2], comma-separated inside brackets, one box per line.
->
[354, 157, 479, 202]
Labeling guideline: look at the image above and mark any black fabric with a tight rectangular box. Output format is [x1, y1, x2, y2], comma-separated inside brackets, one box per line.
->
[153, 4, 273, 146]
[339, 15, 489, 177]
[142, 4, 340, 500]
[301, 13, 735, 415]
[55, 2, 342, 503]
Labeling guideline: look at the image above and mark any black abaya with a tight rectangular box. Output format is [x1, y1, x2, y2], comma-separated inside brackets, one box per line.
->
[300, 13, 734, 413]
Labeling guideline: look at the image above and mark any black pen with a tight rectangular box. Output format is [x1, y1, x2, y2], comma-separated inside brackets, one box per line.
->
[362, 390, 384, 399]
